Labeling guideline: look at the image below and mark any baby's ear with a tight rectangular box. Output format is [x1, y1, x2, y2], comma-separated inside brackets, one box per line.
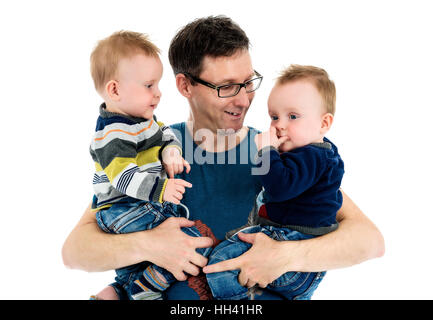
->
[320, 113, 334, 134]
[105, 80, 120, 101]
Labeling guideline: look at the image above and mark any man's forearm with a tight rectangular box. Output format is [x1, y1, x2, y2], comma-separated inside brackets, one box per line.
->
[62, 204, 148, 272]
[281, 190, 385, 272]
[62, 204, 214, 278]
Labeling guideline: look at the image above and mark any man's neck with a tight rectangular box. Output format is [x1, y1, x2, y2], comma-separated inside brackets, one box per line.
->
[186, 121, 249, 153]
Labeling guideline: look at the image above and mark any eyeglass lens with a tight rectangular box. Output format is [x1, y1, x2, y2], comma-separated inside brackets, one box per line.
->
[218, 78, 261, 98]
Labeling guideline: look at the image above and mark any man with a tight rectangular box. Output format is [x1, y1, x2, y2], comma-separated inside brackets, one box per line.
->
[62, 16, 384, 300]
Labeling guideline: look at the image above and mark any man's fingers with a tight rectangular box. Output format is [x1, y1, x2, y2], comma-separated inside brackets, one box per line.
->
[192, 236, 214, 250]
[238, 272, 248, 287]
[171, 270, 188, 281]
[174, 217, 195, 228]
[246, 279, 257, 288]
[238, 271, 257, 288]
[182, 263, 201, 276]
[190, 252, 209, 268]
[203, 257, 241, 274]
[237, 232, 257, 244]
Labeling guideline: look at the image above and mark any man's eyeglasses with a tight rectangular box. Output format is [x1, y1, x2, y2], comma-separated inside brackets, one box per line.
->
[184, 70, 263, 98]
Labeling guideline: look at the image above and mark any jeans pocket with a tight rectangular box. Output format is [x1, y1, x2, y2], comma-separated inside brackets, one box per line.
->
[270, 271, 304, 288]
[100, 202, 162, 234]
[293, 272, 326, 300]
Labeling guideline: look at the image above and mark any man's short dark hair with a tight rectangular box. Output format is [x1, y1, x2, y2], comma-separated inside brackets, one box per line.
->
[168, 15, 250, 78]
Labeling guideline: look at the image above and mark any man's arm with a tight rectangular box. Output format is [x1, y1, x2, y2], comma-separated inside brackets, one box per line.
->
[282, 190, 385, 271]
[62, 204, 213, 279]
[203, 190, 385, 288]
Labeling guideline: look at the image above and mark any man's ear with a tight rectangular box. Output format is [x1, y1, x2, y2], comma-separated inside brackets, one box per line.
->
[175, 73, 193, 98]
[320, 113, 334, 134]
[105, 80, 121, 101]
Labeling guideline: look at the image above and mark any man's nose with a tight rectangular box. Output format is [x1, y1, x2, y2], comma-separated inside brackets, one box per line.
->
[233, 87, 251, 108]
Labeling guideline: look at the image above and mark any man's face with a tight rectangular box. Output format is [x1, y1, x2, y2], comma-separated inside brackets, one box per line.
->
[189, 50, 255, 133]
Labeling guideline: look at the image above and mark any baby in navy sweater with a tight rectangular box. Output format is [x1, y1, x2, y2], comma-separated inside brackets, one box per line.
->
[205, 65, 344, 300]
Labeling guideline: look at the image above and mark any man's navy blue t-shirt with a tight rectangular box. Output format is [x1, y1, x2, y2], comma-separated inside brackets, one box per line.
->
[165, 122, 276, 299]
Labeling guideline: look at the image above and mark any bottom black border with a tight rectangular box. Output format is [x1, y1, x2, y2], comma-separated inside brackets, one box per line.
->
[0, 300, 430, 318]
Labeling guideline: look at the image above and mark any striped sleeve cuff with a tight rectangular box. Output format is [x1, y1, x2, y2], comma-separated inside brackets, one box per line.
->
[152, 178, 168, 203]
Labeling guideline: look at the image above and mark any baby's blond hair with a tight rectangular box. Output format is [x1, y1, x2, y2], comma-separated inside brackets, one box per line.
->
[277, 65, 336, 115]
[90, 30, 160, 92]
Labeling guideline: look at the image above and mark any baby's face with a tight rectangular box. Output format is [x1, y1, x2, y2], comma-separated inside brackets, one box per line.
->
[115, 54, 163, 119]
[267, 80, 326, 152]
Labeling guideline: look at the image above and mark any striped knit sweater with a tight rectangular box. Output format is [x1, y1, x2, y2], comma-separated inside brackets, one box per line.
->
[90, 104, 182, 210]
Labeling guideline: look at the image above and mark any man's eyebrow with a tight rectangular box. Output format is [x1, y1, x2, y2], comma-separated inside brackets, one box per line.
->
[216, 71, 256, 85]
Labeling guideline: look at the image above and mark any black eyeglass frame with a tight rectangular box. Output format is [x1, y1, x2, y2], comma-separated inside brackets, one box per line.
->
[184, 70, 263, 98]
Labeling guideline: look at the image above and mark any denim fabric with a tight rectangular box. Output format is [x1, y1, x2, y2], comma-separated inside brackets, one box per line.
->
[206, 225, 326, 300]
[96, 200, 212, 300]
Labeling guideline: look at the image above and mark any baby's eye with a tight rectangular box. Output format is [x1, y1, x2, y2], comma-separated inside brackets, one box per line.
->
[145, 84, 153, 89]
[270, 115, 278, 121]
[289, 114, 298, 120]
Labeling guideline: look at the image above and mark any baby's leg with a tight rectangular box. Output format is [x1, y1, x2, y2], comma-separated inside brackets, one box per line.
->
[127, 222, 212, 300]
[206, 226, 261, 300]
[90, 286, 119, 300]
[261, 226, 325, 300]
[127, 264, 172, 300]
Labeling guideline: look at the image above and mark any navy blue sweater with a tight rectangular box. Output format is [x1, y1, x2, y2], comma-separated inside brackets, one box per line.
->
[255, 137, 344, 229]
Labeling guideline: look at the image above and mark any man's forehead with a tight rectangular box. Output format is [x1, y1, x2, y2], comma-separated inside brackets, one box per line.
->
[200, 51, 254, 83]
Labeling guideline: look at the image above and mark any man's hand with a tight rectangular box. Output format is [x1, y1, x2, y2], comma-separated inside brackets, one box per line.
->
[163, 179, 192, 204]
[147, 217, 214, 280]
[162, 146, 191, 178]
[203, 232, 288, 288]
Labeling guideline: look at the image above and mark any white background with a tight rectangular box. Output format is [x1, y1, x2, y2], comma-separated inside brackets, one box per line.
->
[1, 0, 432, 299]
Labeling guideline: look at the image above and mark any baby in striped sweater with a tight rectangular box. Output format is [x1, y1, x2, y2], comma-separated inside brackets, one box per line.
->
[88, 31, 211, 300]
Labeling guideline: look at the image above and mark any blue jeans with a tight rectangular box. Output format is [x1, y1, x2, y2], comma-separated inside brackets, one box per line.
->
[206, 225, 326, 300]
[96, 200, 212, 300]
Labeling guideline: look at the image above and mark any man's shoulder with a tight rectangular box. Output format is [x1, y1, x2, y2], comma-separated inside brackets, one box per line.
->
[169, 122, 185, 131]
[168, 122, 185, 142]
[247, 126, 261, 135]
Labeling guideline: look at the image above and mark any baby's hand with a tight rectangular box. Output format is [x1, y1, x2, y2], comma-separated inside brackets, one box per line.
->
[163, 179, 192, 204]
[254, 126, 288, 151]
[162, 146, 191, 178]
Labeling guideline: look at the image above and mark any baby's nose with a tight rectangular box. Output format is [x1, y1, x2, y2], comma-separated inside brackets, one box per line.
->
[276, 121, 287, 131]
